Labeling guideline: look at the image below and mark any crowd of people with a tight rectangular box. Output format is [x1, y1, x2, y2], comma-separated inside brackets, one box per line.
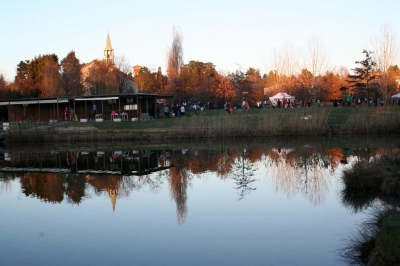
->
[158, 102, 189, 118]
[155, 95, 399, 119]
[64, 107, 76, 121]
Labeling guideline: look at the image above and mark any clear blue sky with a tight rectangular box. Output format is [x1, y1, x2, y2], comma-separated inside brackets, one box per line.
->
[1, 0, 399, 81]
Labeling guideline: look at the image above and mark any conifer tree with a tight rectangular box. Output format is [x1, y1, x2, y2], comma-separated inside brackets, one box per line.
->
[347, 50, 377, 102]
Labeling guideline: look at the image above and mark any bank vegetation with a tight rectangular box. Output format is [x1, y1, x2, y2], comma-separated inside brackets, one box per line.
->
[3, 106, 400, 143]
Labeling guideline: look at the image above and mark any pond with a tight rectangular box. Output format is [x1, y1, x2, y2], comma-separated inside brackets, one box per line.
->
[0, 136, 398, 266]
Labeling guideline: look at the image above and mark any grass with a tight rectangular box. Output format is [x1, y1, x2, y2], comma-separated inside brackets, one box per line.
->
[19, 106, 398, 131]
[341, 155, 400, 194]
[339, 205, 400, 266]
[339, 152, 400, 265]
[371, 211, 400, 265]
[4, 106, 400, 142]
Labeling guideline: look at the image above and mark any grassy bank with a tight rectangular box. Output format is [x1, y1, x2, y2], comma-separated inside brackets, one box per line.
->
[341, 155, 400, 195]
[340, 206, 400, 265]
[3, 106, 400, 142]
[340, 152, 400, 265]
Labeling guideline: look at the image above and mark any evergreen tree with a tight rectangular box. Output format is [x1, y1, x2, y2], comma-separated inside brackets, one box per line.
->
[14, 54, 60, 97]
[347, 50, 377, 100]
[61, 51, 82, 96]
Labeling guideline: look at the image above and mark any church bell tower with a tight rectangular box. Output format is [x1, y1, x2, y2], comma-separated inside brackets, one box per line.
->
[104, 33, 114, 64]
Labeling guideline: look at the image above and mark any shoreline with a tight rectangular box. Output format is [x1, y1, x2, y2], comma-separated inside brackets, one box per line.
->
[2, 107, 400, 142]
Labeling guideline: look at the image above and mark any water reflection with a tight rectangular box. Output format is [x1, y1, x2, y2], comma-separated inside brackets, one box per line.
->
[265, 142, 331, 205]
[232, 149, 257, 200]
[0, 136, 399, 223]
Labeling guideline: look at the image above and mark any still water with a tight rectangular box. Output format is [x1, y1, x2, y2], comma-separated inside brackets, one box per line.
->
[0, 136, 398, 266]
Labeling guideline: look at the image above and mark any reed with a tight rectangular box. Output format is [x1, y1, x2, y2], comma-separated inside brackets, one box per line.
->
[171, 108, 330, 138]
[3, 106, 400, 142]
[339, 205, 400, 265]
[341, 106, 400, 134]
[341, 155, 400, 194]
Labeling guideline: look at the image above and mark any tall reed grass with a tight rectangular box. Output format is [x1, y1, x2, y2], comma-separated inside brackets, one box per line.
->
[341, 106, 400, 134]
[171, 108, 330, 138]
[341, 155, 400, 194]
[338, 204, 400, 265]
[4, 106, 400, 142]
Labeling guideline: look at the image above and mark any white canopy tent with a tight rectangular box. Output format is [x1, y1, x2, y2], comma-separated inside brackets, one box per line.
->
[269, 92, 295, 103]
[391, 93, 400, 98]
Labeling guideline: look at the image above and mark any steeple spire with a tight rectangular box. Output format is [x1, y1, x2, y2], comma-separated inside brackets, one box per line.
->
[104, 32, 114, 64]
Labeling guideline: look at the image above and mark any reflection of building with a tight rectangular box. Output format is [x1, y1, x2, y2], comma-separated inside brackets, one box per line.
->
[0, 148, 175, 212]
[108, 188, 118, 212]
[85, 174, 121, 212]
[0, 149, 173, 177]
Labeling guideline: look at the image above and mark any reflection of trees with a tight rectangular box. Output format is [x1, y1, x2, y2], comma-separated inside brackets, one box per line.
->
[65, 174, 86, 204]
[0, 172, 16, 194]
[122, 174, 165, 194]
[2, 140, 398, 218]
[340, 189, 382, 213]
[169, 166, 190, 224]
[340, 152, 400, 213]
[265, 144, 331, 205]
[231, 149, 257, 200]
[20, 173, 65, 203]
[215, 150, 235, 179]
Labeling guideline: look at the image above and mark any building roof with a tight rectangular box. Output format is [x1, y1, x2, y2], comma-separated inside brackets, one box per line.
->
[104, 33, 113, 51]
[0, 93, 174, 105]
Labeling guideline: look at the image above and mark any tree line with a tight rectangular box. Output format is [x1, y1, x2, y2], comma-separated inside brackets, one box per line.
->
[0, 24, 399, 106]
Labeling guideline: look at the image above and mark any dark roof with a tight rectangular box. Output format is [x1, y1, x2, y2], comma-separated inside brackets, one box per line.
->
[0, 93, 174, 105]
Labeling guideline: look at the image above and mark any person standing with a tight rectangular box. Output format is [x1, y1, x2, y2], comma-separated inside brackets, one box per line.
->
[228, 102, 233, 113]
[180, 105, 185, 116]
[193, 103, 198, 115]
[64, 107, 69, 120]
[92, 103, 97, 120]
[69, 108, 75, 121]
[163, 104, 169, 118]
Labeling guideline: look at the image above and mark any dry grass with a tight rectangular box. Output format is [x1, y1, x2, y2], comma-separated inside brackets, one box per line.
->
[341, 106, 400, 134]
[339, 205, 400, 265]
[3, 106, 400, 142]
[341, 155, 400, 194]
[171, 108, 330, 138]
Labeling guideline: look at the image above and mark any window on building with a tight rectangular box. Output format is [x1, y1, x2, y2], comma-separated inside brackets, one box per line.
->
[124, 104, 137, 110]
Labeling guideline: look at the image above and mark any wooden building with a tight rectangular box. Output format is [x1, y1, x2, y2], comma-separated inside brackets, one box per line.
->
[0, 93, 173, 122]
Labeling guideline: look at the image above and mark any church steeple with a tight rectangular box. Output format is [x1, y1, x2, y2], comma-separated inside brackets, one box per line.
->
[104, 33, 114, 64]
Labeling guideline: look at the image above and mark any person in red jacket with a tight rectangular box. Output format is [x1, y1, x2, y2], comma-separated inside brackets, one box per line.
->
[64, 107, 69, 120]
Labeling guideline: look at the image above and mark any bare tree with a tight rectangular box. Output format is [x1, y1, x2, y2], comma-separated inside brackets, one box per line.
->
[270, 42, 299, 89]
[303, 37, 328, 102]
[167, 26, 183, 77]
[114, 55, 131, 75]
[371, 23, 399, 101]
[166, 26, 183, 94]
[41, 58, 63, 97]
[114, 55, 137, 93]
